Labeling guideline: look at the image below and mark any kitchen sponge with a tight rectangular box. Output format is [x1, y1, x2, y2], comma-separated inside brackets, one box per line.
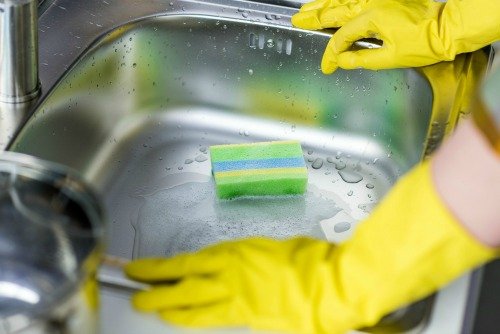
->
[210, 140, 308, 199]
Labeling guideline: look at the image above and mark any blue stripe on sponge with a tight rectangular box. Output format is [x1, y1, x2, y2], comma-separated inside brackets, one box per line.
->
[212, 157, 306, 172]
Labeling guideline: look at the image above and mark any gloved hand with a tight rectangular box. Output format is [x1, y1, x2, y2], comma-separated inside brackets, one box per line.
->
[125, 162, 498, 334]
[291, 0, 370, 29]
[291, 0, 500, 73]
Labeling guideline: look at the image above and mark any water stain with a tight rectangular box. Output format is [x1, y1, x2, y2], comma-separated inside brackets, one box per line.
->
[334, 221, 351, 233]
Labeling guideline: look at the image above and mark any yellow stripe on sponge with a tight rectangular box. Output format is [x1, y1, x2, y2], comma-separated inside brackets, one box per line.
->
[215, 167, 307, 179]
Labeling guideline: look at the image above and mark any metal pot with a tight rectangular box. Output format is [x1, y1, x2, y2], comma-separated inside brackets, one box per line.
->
[0, 152, 105, 334]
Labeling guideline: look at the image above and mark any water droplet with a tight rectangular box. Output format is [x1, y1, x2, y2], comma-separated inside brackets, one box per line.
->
[132, 63, 137, 68]
[195, 154, 208, 162]
[366, 183, 374, 189]
[347, 190, 354, 196]
[242, 12, 249, 18]
[312, 158, 324, 169]
[338, 170, 363, 183]
[307, 157, 314, 163]
[334, 221, 351, 233]
[334, 161, 346, 170]
[266, 39, 275, 48]
[199, 146, 208, 153]
[178, 166, 184, 170]
[326, 157, 335, 163]
[265, 13, 272, 20]
[358, 202, 377, 213]
[185, 159, 194, 164]
[244, 130, 249, 136]
[248, 69, 254, 75]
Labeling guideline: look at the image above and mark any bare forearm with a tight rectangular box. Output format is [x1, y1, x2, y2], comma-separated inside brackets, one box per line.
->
[432, 119, 500, 248]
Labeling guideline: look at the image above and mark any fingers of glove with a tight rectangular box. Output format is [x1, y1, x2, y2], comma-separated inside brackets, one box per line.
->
[331, 16, 378, 54]
[159, 302, 242, 328]
[291, 10, 322, 29]
[321, 17, 380, 73]
[298, 0, 359, 12]
[292, 6, 355, 29]
[321, 38, 340, 74]
[125, 251, 227, 282]
[299, 0, 332, 12]
[132, 277, 230, 312]
[337, 48, 392, 70]
[320, 6, 359, 27]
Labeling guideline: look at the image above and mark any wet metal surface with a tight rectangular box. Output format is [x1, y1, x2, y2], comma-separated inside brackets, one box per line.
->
[7, 0, 492, 332]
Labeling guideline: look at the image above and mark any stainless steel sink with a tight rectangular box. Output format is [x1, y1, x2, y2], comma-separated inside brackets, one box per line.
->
[7, 0, 492, 333]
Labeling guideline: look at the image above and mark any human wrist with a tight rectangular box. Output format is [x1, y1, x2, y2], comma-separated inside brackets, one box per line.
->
[431, 119, 500, 248]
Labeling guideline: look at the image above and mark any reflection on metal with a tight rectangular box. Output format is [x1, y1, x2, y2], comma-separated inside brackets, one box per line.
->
[418, 49, 492, 157]
[249, 32, 292, 54]
[0, 0, 40, 103]
[0, 281, 40, 305]
[0, 100, 34, 150]
[0, 152, 105, 334]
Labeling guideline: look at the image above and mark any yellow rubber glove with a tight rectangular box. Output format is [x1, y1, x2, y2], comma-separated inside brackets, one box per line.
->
[291, 0, 500, 73]
[292, 0, 370, 29]
[125, 162, 498, 333]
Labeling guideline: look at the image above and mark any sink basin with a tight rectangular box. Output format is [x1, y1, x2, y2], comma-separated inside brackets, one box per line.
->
[8, 0, 491, 333]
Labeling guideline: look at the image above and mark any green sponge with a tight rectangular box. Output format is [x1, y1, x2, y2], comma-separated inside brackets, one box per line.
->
[209, 140, 308, 199]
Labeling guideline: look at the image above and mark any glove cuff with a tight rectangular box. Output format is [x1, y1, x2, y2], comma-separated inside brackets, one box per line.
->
[323, 161, 498, 332]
